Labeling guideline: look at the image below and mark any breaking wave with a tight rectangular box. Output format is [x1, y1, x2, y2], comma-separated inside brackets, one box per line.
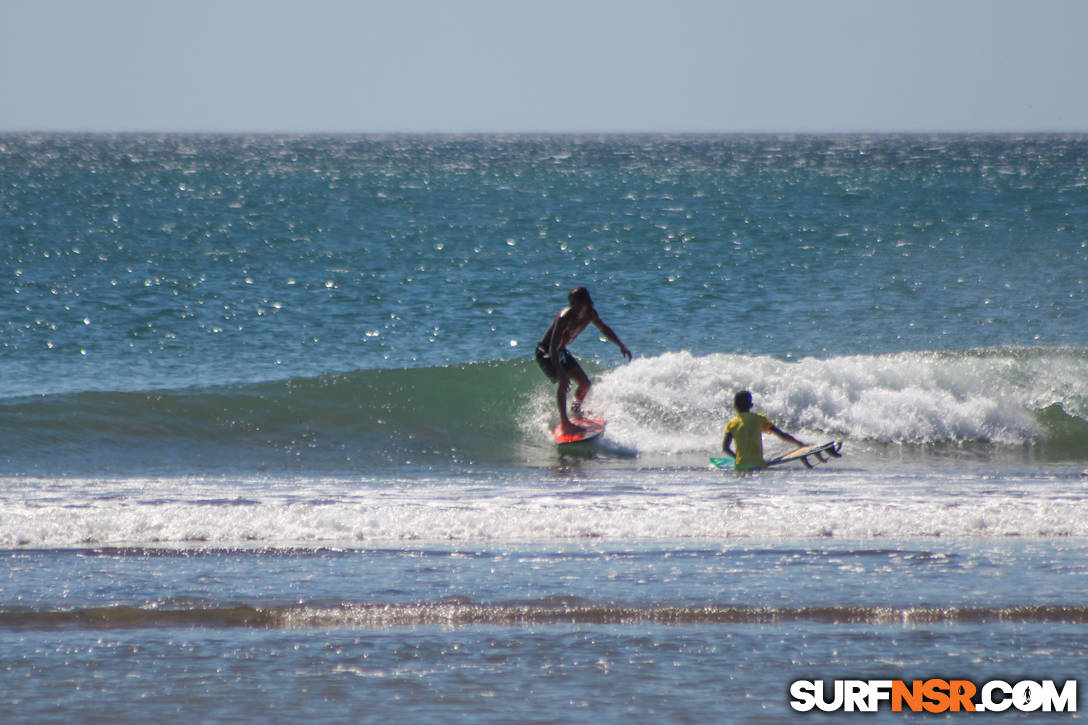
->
[1, 346, 1085, 473]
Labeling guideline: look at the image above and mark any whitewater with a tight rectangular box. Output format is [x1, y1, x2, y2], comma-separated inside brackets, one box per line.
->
[2, 346, 1085, 548]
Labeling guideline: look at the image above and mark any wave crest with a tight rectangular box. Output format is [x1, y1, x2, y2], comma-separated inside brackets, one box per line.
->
[2, 346, 1085, 472]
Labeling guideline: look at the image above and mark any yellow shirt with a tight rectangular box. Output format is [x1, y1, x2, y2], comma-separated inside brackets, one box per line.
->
[725, 412, 774, 469]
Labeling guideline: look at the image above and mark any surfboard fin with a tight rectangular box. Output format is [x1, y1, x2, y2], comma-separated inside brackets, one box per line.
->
[808, 442, 843, 467]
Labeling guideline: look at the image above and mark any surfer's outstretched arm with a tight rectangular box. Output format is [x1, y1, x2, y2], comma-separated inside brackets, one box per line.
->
[769, 425, 804, 448]
[592, 317, 632, 361]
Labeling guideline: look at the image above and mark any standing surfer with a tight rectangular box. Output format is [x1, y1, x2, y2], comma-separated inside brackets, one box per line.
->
[536, 287, 631, 435]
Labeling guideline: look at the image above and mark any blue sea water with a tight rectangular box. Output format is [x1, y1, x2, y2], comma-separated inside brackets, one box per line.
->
[1, 134, 1087, 722]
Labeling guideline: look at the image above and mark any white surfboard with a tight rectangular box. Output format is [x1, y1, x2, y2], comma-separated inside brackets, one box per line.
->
[711, 441, 843, 470]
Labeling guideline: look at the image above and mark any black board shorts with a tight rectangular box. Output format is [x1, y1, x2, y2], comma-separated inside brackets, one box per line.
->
[535, 344, 584, 383]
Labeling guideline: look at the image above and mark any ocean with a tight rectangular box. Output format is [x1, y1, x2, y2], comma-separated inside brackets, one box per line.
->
[1, 134, 1086, 722]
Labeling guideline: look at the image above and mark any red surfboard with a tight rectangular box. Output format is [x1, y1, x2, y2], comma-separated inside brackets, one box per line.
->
[552, 417, 605, 445]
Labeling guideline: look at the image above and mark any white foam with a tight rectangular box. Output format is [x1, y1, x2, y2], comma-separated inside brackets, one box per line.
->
[3, 466, 1086, 548]
[575, 349, 1084, 455]
[4, 349, 1084, 549]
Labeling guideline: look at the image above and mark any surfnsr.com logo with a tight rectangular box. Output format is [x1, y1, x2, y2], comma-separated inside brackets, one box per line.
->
[790, 679, 1077, 713]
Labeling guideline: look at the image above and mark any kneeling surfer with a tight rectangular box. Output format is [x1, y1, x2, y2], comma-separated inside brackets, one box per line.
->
[723, 390, 805, 470]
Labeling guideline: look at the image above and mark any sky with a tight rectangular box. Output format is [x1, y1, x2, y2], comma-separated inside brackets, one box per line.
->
[1, 0, 1086, 134]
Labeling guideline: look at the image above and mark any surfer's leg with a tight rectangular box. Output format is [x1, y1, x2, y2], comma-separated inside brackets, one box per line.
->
[557, 381, 583, 433]
[557, 350, 589, 432]
[561, 348, 587, 428]
[539, 346, 580, 431]
[568, 366, 591, 418]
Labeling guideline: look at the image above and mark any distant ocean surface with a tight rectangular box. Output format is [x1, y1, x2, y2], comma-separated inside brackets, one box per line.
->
[2, 134, 1086, 722]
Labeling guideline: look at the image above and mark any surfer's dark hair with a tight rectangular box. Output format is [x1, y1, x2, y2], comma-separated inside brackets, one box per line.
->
[734, 390, 753, 412]
[568, 286, 593, 307]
